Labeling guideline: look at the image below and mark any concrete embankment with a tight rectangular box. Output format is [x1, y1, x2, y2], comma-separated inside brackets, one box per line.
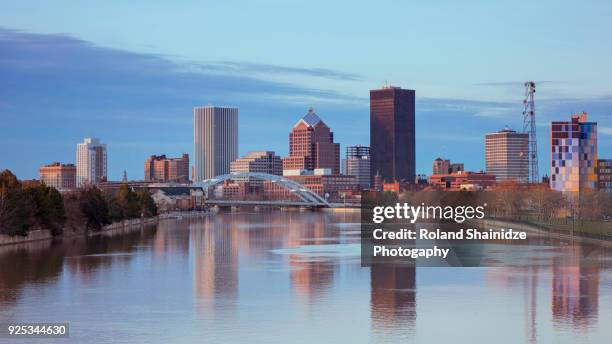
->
[0, 216, 159, 247]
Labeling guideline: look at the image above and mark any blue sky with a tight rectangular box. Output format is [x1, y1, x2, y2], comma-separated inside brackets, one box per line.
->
[0, 0, 611, 180]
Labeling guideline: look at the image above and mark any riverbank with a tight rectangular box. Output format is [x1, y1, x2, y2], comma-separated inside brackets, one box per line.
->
[477, 218, 612, 247]
[0, 216, 159, 247]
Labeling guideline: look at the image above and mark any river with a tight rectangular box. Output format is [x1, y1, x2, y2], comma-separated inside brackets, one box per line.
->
[1, 211, 611, 343]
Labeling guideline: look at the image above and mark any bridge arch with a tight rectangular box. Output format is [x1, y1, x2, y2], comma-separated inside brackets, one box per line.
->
[194, 172, 330, 207]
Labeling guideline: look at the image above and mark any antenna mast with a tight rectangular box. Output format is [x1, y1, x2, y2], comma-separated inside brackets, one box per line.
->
[522, 81, 539, 183]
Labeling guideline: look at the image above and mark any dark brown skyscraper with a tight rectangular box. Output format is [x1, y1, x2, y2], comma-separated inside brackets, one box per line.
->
[370, 86, 415, 183]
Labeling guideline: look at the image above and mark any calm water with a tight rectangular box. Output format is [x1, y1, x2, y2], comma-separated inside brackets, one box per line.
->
[1, 211, 612, 343]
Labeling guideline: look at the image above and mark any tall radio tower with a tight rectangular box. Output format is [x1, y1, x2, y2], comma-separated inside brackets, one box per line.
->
[522, 81, 539, 183]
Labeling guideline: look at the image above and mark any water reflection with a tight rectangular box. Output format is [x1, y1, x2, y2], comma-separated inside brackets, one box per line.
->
[0, 226, 157, 308]
[552, 245, 601, 330]
[192, 216, 239, 315]
[370, 263, 416, 339]
[0, 212, 611, 343]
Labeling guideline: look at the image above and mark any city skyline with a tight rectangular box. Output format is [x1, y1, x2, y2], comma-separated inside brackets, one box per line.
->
[1, 1, 612, 180]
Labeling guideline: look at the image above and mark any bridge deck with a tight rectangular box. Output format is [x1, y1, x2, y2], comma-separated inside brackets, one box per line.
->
[206, 199, 328, 207]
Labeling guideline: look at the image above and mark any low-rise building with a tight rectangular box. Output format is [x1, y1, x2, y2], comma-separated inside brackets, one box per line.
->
[597, 159, 612, 192]
[148, 186, 205, 212]
[429, 171, 496, 191]
[263, 173, 357, 202]
[39, 162, 76, 191]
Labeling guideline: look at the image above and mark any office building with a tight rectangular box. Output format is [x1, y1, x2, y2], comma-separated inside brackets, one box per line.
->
[230, 151, 282, 188]
[282, 108, 340, 174]
[230, 151, 282, 176]
[39, 162, 76, 190]
[433, 158, 464, 175]
[344, 145, 371, 189]
[485, 128, 529, 182]
[597, 159, 612, 192]
[550, 112, 597, 192]
[76, 137, 107, 187]
[370, 86, 415, 183]
[194, 106, 238, 181]
[144, 154, 190, 183]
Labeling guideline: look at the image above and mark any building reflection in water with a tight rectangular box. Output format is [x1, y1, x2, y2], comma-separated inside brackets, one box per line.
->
[287, 213, 337, 303]
[192, 215, 239, 316]
[486, 265, 540, 344]
[152, 220, 190, 259]
[370, 263, 416, 336]
[190, 210, 346, 313]
[551, 245, 601, 330]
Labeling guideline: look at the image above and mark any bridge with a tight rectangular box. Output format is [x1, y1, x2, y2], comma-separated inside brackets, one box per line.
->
[194, 172, 331, 208]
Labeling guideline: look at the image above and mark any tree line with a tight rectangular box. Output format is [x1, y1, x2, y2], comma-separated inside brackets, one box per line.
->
[396, 186, 611, 223]
[0, 170, 157, 237]
[363, 181, 612, 226]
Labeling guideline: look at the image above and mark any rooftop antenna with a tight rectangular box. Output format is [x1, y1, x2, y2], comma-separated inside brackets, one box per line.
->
[522, 81, 539, 183]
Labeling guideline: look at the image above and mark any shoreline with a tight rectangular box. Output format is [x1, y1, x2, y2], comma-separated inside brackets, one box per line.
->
[477, 218, 612, 247]
[0, 209, 214, 248]
[0, 216, 160, 247]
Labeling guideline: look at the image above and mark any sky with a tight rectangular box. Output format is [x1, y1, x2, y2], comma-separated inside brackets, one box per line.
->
[1, 0, 611, 180]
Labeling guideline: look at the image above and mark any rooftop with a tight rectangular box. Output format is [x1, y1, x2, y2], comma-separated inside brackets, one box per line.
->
[294, 108, 325, 128]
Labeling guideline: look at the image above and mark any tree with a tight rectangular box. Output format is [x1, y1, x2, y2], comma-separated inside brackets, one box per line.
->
[103, 190, 124, 222]
[0, 170, 30, 236]
[79, 186, 110, 230]
[136, 189, 157, 217]
[117, 184, 140, 219]
[22, 184, 66, 235]
[45, 186, 66, 235]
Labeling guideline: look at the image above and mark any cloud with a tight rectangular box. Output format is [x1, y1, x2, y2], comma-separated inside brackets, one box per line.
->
[0, 27, 609, 180]
[0, 27, 362, 112]
[475, 80, 563, 87]
[0, 27, 366, 179]
[417, 97, 517, 118]
[600, 127, 612, 136]
[194, 61, 362, 81]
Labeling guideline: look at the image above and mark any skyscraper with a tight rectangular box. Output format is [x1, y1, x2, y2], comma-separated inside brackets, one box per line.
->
[76, 137, 107, 187]
[194, 106, 238, 181]
[144, 154, 190, 183]
[485, 128, 529, 182]
[282, 108, 340, 174]
[344, 145, 371, 189]
[550, 112, 598, 192]
[370, 86, 415, 183]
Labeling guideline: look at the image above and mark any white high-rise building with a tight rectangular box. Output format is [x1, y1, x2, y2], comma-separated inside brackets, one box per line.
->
[76, 137, 107, 187]
[194, 106, 238, 181]
[485, 128, 529, 183]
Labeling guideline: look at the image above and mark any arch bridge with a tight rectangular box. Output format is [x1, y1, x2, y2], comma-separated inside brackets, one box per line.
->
[194, 172, 330, 208]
